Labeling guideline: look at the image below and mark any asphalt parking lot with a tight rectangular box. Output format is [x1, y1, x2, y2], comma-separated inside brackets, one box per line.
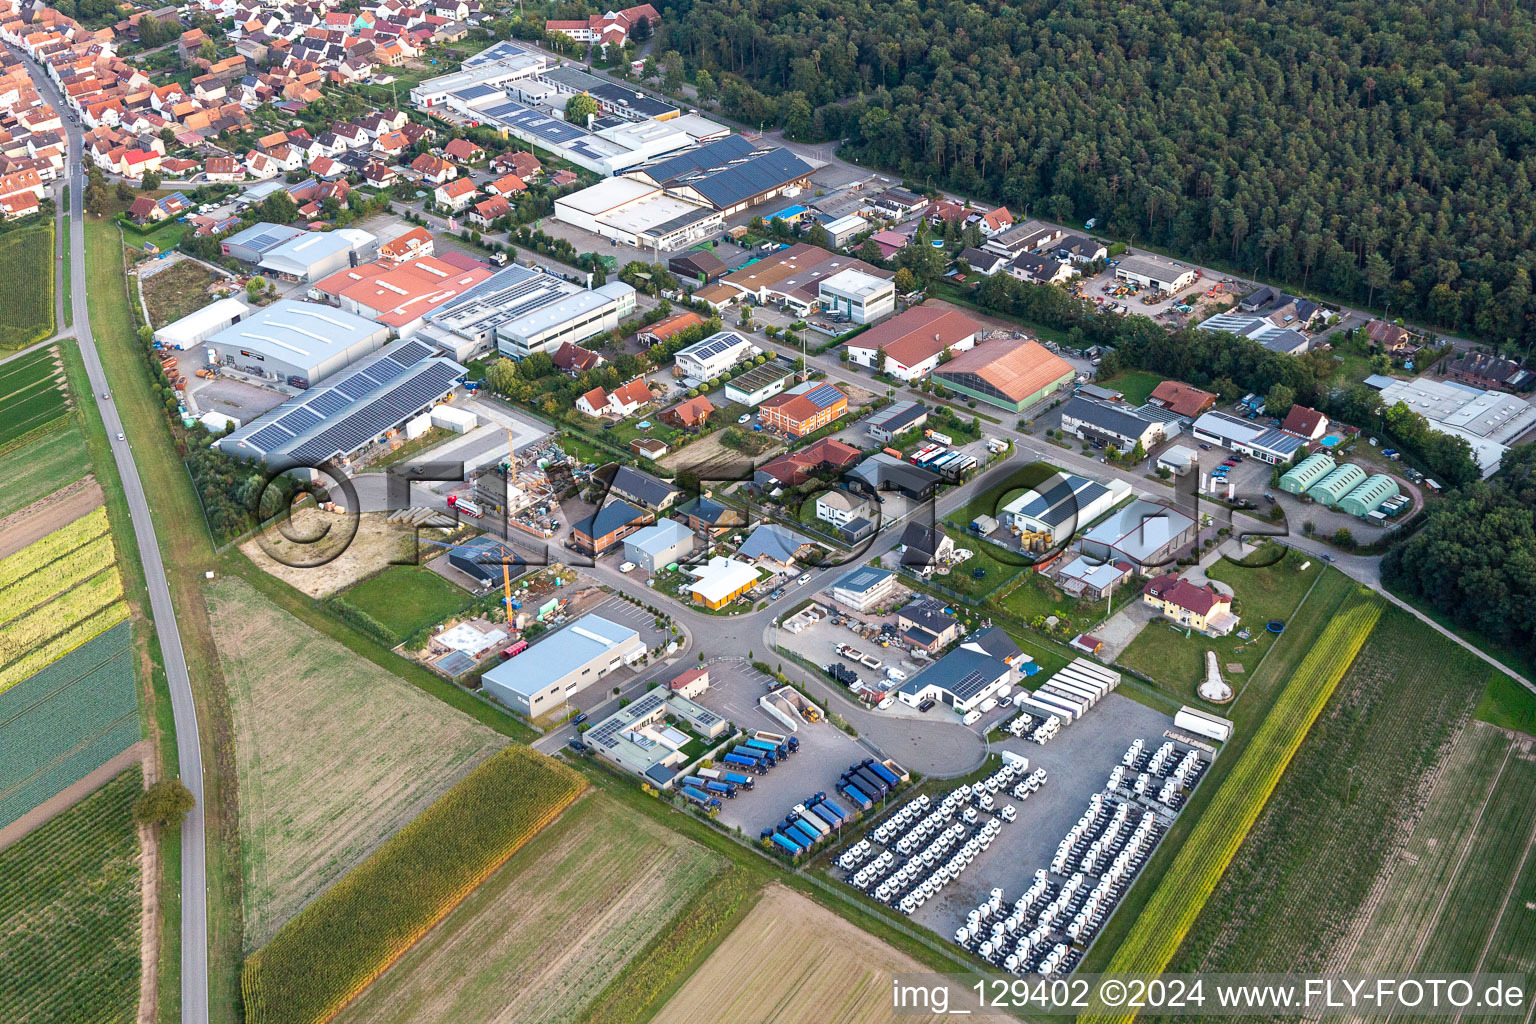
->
[186, 375, 289, 421]
[559, 594, 679, 712]
[899, 694, 1191, 941]
[690, 660, 872, 835]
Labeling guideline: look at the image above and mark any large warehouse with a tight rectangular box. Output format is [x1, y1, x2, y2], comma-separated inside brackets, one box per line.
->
[1079, 498, 1197, 569]
[1001, 473, 1132, 543]
[220, 222, 304, 263]
[495, 281, 637, 359]
[217, 337, 466, 470]
[929, 337, 1076, 412]
[626, 136, 815, 215]
[554, 176, 723, 251]
[1372, 376, 1536, 478]
[258, 228, 379, 283]
[153, 296, 250, 350]
[202, 300, 390, 386]
[480, 614, 646, 715]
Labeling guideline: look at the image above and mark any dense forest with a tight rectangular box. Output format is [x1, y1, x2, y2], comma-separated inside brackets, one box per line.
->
[1382, 445, 1536, 664]
[661, 0, 1536, 348]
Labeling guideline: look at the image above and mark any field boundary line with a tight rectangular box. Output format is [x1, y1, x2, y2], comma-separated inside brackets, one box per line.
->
[1384, 733, 1517, 1024]
[0, 739, 146, 853]
[1457, 745, 1536, 1023]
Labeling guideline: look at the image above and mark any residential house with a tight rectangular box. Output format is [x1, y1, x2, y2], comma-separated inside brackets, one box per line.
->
[569, 500, 651, 556]
[551, 341, 604, 374]
[484, 172, 526, 197]
[469, 194, 510, 227]
[412, 152, 456, 185]
[1280, 405, 1330, 440]
[661, 395, 714, 431]
[434, 176, 477, 211]
[443, 137, 484, 163]
[1142, 574, 1239, 636]
[1146, 380, 1217, 419]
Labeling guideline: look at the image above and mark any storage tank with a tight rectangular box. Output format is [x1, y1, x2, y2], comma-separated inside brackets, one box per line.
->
[1306, 463, 1367, 507]
[1338, 474, 1400, 518]
[1279, 451, 1336, 494]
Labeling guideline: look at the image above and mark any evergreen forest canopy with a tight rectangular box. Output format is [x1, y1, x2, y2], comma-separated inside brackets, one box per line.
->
[662, 0, 1536, 349]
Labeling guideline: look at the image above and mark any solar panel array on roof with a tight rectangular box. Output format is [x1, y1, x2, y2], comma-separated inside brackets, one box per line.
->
[802, 383, 843, 409]
[275, 406, 321, 433]
[638, 135, 756, 184]
[681, 149, 814, 209]
[949, 669, 992, 701]
[307, 389, 349, 416]
[503, 107, 587, 144]
[287, 362, 463, 466]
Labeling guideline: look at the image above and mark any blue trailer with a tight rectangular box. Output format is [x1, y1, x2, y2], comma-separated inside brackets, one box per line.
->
[810, 802, 842, 830]
[809, 797, 845, 826]
[865, 759, 900, 788]
[821, 795, 851, 820]
[744, 738, 782, 757]
[680, 786, 720, 809]
[840, 783, 872, 810]
[851, 768, 888, 798]
[723, 752, 765, 773]
[703, 779, 736, 798]
[790, 819, 821, 846]
[771, 833, 803, 856]
[740, 744, 777, 766]
[718, 770, 754, 789]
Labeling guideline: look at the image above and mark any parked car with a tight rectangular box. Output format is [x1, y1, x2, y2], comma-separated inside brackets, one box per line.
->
[877, 696, 895, 710]
[1198, 442, 1213, 450]
[917, 699, 936, 712]
[738, 413, 751, 423]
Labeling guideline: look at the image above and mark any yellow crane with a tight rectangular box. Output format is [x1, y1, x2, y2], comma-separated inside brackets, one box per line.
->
[500, 426, 519, 619]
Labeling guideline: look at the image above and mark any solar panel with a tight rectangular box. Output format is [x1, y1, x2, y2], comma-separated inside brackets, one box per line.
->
[275, 407, 321, 433]
[245, 425, 292, 452]
[332, 373, 377, 400]
[950, 669, 991, 701]
[306, 389, 350, 416]
[287, 362, 461, 466]
[803, 383, 843, 409]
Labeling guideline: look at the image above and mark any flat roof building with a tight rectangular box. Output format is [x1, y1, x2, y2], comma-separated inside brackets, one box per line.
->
[674, 330, 754, 381]
[818, 268, 895, 324]
[830, 565, 896, 612]
[554, 176, 723, 252]
[1115, 253, 1198, 293]
[584, 690, 727, 785]
[480, 614, 645, 716]
[154, 296, 250, 350]
[257, 228, 378, 283]
[420, 264, 583, 358]
[724, 360, 796, 406]
[1375, 376, 1536, 478]
[495, 281, 637, 359]
[1079, 498, 1197, 569]
[221, 221, 304, 263]
[1191, 410, 1309, 464]
[315, 257, 495, 337]
[201, 299, 390, 386]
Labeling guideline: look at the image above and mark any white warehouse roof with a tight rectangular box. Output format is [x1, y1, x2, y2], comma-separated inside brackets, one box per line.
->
[204, 299, 385, 364]
[155, 296, 250, 349]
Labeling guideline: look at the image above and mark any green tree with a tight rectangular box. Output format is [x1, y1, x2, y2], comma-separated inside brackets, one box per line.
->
[893, 267, 917, 293]
[1265, 383, 1295, 413]
[115, 180, 134, 204]
[134, 779, 195, 832]
[661, 50, 685, 91]
[141, 169, 161, 192]
[564, 93, 598, 125]
[694, 68, 716, 103]
[246, 276, 267, 300]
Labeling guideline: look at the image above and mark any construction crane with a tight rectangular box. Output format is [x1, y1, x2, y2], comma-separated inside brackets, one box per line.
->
[499, 426, 519, 620]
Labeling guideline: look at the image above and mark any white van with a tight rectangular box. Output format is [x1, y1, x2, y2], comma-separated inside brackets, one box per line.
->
[962, 709, 982, 726]
[618, 561, 636, 573]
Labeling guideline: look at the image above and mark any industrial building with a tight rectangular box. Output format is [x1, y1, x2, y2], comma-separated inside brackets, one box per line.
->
[313, 257, 495, 337]
[419, 264, 587, 358]
[217, 337, 466, 469]
[684, 556, 761, 609]
[1370, 376, 1536, 478]
[257, 228, 379, 282]
[1114, 254, 1198, 293]
[724, 361, 796, 406]
[201, 300, 391, 386]
[864, 400, 929, 441]
[845, 452, 942, 501]
[897, 627, 1027, 712]
[1190, 410, 1310, 464]
[496, 282, 637, 359]
[928, 337, 1076, 412]
[1279, 452, 1337, 494]
[1307, 463, 1368, 507]
[829, 565, 896, 612]
[845, 306, 980, 380]
[625, 135, 815, 215]
[153, 297, 250, 350]
[673, 330, 755, 381]
[447, 535, 529, 587]
[1000, 473, 1132, 543]
[623, 519, 695, 572]
[1060, 397, 1169, 451]
[584, 689, 727, 786]
[1078, 498, 1197, 569]
[1338, 474, 1400, 518]
[817, 269, 895, 324]
[553, 176, 723, 251]
[220, 221, 304, 263]
[707, 243, 892, 316]
[480, 613, 646, 716]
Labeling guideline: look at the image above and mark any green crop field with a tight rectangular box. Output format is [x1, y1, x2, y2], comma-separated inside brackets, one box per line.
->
[0, 345, 68, 449]
[1118, 545, 1323, 697]
[334, 792, 726, 1024]
[205, 576, 505, 949]
[241, 747, 586, 1024]
[0, 766, 142, 1024]
[1163, 610, 1493, 987]
[335, 565, 475, 643]
[1085, 594, 1381, 1019]
[0, 421, 91, 518]
[0, 621, 139, 828]
[1474, 672, 1536, 736]
[1341, 721, 1536, 1000]
[0, 224, 55, 350]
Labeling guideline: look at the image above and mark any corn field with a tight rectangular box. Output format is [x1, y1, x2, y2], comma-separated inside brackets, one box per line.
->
[0, 506, 109, 591]
[242, 746, 587, 1024]
[1085, 595, 1382, 1022]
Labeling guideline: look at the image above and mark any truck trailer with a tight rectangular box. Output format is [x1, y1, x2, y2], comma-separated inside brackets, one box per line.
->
[840, 783, 873, 810]
[863, 759, 900, 787]
[703, 779, 737, 798]
[771, 833, 803, 856]
[718, 770, 754, 789]
[723, 752, 766, 773]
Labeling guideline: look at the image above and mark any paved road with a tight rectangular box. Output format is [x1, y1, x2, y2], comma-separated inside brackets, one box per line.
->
[19, 50, 210, 1024]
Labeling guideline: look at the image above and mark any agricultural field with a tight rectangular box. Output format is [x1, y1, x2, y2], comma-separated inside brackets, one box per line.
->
[0, 224, 55, 350]
[1117, 545, 1323, 696]
[205, 575, 506, 949]
[1164, 609, 1493, 987]
[0, 505, 128, 693]
[1339, 722, 1536, 993]
[1474, 672, 1536, 736]
[1087, 593, 1381, 1016]
[140, 258, 219, 328]
[0, 621, 139, 828]
[241, 747, 586, 1024]
[0, 422, 92, 519]
[0, 767, 142, 1024]
[0, 345, 69, 449]
[335, 564, 475, 643]
[656, 884, 1013, 1024]
[334, 793, 725, 1024]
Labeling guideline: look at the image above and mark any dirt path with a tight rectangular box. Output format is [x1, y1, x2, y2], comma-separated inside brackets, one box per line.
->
[137, 750, 161, 1024]
[0, 739, 146, 853]
[0, 474, 103, 559]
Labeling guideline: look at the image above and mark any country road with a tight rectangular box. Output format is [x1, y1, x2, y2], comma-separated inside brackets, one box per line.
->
[18, 48, 211, 1024]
